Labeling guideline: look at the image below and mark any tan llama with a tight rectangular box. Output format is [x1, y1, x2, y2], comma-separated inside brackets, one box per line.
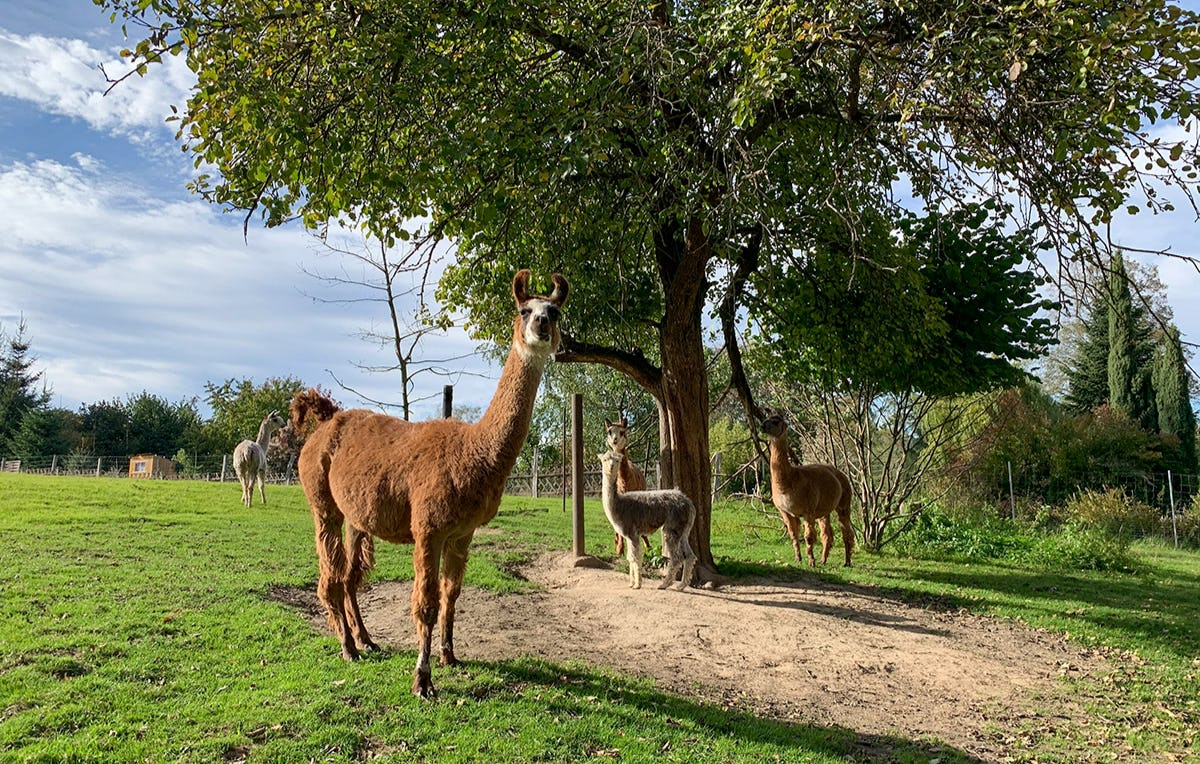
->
[292, 269, 568, 698]
[604, 417, 651, 555]
[760, 413, 855, 567]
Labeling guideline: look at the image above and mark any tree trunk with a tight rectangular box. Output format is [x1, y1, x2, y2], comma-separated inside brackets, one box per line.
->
[656, 219, 716, 575]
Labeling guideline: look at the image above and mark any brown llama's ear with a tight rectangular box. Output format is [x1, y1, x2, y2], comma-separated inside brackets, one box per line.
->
[548, 273, 569, 305]
[620, 417, 629, 427]
[512, 269, 532, 305]
[604, 418, 614, 428]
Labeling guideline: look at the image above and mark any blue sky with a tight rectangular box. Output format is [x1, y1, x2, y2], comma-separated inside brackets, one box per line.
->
[2, 3, 1200, 419]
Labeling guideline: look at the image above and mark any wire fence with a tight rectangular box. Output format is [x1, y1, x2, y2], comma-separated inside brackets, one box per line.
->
[4, 452, 1197, 534]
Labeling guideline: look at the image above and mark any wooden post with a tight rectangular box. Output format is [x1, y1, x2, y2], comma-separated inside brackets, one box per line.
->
[51, 455, 59, 475]
[220, 454, 228, 483]
[442, 385, 454, 418]
[711, 451, 722, 499]
[95, 457, 102, 478]
[531, 447, 539, 499]
[571, 393, 585, 557]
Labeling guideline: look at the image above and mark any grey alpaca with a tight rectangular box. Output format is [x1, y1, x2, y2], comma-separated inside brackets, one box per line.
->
[597, 450, 697, 590]
[233, 410, 286, 507]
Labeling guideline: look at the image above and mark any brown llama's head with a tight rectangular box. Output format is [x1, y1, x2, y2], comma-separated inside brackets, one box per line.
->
[512, 269, 569, 359]
[604, 417, 630, 453]
[759, 412, 789, 439]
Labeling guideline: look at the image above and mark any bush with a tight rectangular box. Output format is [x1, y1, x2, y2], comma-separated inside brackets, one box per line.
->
[893, 504, 1140, 572]
[1164, 507, 1200, 549]
[1026, 522, 1139, 573]
[1062, 487, 1160, 538]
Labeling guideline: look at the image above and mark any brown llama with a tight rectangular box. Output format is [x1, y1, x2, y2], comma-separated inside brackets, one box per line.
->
[603, 417, 651, 555]
[291, 269, 568, 698]
[760, 413, 855, 567]
[233, 410, 286, 507]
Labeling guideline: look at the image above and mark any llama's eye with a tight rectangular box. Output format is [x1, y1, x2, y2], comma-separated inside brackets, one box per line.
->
[546, 306, 561, 322]
[519, 308, 531, 318]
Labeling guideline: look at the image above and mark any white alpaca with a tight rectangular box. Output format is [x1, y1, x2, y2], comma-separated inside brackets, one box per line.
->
[233, 410, 286, 507]
[597, 450, 697, 590]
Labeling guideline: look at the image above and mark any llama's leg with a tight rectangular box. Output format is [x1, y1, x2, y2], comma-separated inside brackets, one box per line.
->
[341, 524, 379, 652]
[803, 517, 818, 566]
[314, 513, 359, 661]
[257, 470, 267, 506]
[676, 537, 697, 591]
[410, 534, 443, 699]
[780, 510, 802, 561]
[818, 515, 834, 564]
[837, 508, 855, 566]
[437, 533, 473, 667]
[625, 536, 642, 588]
[658, 532, 682, 589]
[615, 532, 624, 556]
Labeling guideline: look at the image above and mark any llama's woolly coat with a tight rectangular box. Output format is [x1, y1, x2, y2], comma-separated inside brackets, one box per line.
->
[603, 489, 695, 543]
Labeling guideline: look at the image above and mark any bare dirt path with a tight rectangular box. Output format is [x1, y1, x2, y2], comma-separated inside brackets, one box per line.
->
[277, 552, 1107, 761]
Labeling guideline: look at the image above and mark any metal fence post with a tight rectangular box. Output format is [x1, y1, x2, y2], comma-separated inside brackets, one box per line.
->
[1168, 469, 1179, 549]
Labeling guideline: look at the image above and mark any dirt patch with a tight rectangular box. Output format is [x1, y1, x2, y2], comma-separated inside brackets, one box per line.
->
[274, 552, 1106, 761]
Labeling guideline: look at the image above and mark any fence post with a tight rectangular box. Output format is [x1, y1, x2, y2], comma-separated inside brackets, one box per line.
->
[1007, 461, 1016, 520]
[442, 385, 454, 418]
[51, 455, 58, 474]
[711, 451, 722, 499]
[1168, 469, 1179, 549]
[571, 393, 585, 557]
[220, 454, 228, 483]
[531, 447, 539, 499]
[95, 457, 102, 478]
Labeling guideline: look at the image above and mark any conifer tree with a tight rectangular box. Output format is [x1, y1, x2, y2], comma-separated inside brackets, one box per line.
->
[1153, 326, 1198, 472]
[0, 319, 49, 455]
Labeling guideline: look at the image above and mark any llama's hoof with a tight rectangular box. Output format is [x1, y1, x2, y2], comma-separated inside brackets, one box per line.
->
[359, 638, 381, 652]
[657, 579, 671, 590]
[674, 582, 690, 591]
[413, 675, 437, 699]
[340, 646, 361, 662]
[439, 651, 460, 667]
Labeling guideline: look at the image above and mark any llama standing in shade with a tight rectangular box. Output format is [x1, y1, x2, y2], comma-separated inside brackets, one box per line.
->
[604, 417, 652, 555]
[292, 269, 568, 698]
[597, 450, 696, 590]
[233, 410, 286, 508]
[760, 413, 854, 566]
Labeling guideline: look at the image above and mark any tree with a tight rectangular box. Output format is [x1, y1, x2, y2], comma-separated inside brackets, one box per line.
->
[1152, 325, 1198, 474]
[103, 0, 1200, 574]
[79, 399, 132, 456]
[9, 408, 80, 462]
[203, 377, 306, 455]
[302, 233, 464, 420]
[125, 392, 205, 458]
[0, 318, 50, 455]
[1106, 252, 1157, 430]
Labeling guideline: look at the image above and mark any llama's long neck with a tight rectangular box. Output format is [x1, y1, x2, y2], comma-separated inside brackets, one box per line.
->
[768, 436, 795, 490]
[466, 337, 549, 476]
[599, 462, 620, 524]
[255, 420, 274, 453]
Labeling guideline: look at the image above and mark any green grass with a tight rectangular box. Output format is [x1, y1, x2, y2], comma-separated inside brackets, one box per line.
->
[0, 476, 1197, 762]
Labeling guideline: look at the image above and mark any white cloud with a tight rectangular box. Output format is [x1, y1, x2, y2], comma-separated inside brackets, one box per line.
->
[0, 154, 500, 415]
[0, 29, 192, 140]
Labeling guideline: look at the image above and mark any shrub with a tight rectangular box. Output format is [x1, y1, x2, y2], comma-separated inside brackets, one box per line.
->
[1163, 507, 1200, 549]
[1026, 523, 1139, 573]
[1062, 487, 1159, 538]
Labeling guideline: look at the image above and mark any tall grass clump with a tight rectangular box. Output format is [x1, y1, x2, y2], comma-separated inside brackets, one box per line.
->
[891, 499, 1139, 572]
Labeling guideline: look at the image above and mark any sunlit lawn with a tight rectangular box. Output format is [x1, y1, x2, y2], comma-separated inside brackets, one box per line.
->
[0, 474, 1196, 762]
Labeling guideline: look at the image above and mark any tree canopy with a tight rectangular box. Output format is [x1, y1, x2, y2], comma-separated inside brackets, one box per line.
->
[102, 0, 1200, 570]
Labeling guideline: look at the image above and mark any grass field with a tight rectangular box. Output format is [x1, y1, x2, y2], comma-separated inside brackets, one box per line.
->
[1, 474, 1197, 763]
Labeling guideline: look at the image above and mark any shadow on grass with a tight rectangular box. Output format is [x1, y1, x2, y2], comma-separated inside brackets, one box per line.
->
[476, 657, 990, 764]
[718, 555, 1200, 661]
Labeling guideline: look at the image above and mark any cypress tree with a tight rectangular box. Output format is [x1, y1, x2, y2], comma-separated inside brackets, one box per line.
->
[1153, 326, 1197, 472]
[1106, 252, 1157, 430]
